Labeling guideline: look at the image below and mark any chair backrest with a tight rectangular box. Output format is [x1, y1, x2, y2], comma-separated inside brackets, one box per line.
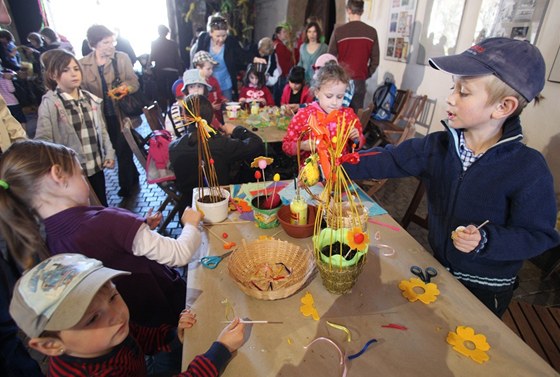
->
[122, 117, 148, 167]
[143, 101, 165, 131]
[394, 94, 427, 128]
[392, 89, 412, 121]
[415, 97, 437, 137]
[357, 103, 375, 127]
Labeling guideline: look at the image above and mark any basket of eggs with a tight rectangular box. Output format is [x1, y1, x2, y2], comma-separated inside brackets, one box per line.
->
[228, 238, 315, 300]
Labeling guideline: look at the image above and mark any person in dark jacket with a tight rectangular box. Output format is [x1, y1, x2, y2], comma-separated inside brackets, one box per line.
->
[192, 14, 249, 101]
[150, 25, 182, 112]
[344, 38, 559, 317]
[169, 94, 264, 215]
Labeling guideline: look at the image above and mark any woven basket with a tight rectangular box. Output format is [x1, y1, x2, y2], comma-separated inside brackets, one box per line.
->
[325, 202, 369, 230]
[316, 256, 366, 294]
[228, 239, 315, 300]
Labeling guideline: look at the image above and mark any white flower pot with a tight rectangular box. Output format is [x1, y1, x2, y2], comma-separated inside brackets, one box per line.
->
[193, 188, 230, 223]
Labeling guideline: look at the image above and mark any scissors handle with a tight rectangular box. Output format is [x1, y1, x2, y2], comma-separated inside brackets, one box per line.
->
[200, 250, 234, 269]
[410, 265, 426, 282]
[424, 267, 438, 283]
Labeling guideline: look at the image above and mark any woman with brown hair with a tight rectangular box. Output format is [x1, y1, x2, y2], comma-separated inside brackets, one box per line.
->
[80, 24, 139, 197]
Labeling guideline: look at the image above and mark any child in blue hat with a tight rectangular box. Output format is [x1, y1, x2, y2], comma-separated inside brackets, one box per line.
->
[344, 37, 559, 317]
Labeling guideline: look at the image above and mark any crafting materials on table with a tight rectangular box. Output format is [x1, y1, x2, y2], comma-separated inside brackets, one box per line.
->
[200, 250, 235, 269]
[367, 218, 401, 231]
[220, 320, 283, 324]
[410, 265, 438, 283]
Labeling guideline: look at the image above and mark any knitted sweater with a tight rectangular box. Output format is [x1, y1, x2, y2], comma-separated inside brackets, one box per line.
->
[344, 117, 559, 291]
[328, 20, 380, 80]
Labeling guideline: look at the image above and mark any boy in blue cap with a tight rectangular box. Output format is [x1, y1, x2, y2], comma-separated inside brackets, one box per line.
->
[344, 37, 559, 317]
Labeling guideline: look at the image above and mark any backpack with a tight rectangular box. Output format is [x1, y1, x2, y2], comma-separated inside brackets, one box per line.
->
[372, 80, 397, 121]
[146, 129, 176, 184]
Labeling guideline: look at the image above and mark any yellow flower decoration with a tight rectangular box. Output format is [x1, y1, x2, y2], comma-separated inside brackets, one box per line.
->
[398, 277, 440, 304]
[300, 292, 320, 321]
[250, 156, 274, 168]
[346, 227, 370, 250]
[446, 326, 491, 364]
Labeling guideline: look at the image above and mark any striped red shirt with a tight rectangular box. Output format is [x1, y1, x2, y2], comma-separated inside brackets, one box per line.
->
[47, 324, 224, 377]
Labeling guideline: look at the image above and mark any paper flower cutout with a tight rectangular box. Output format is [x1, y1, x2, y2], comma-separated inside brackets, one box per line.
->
[300, 292, 320, 321]
[250, 156, 274, 168]
[447, 326, 490, 364]
[398, 277, 440, 304]
[346, 227, 370, 250]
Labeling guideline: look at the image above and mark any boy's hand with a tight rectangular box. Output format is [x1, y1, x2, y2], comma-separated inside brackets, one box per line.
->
[451, 225, 482, 253]
[177, 309, 197, 343]
[217, 317, 246, 353]
[103, 159, 115, 169]
[212, 101, 221, 111]
[146, 208, 163, 230]
[181, 207, 203, 227]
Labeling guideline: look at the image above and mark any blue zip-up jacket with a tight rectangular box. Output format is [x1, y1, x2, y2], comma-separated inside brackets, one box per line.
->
[344, 116, 559, 291]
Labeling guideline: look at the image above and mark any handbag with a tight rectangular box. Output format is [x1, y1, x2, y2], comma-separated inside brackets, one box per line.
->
[111, 57, 147, 117]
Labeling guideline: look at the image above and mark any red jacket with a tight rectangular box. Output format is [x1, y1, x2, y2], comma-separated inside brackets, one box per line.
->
[280, 84, 314, 105]
[282, 102, 364, 159]
[274, 40, 294, 78]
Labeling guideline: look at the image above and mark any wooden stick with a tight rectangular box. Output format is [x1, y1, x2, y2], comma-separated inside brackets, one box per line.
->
[203, 225, 227, 244]
[476, 220, 490, 230]
[221, 320, 283, 324]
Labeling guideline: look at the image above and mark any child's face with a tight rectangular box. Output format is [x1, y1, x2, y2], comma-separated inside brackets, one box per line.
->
[316, 80, 347, 114]
[249, 73, 259, 86]
[199, 62, 213, 79]
[289, 81, 302, 92]
[58, 282, 129, 358]
[187, 83, 206, 96]
[56, 59, 82, 93]
[446, 75, 497, 130]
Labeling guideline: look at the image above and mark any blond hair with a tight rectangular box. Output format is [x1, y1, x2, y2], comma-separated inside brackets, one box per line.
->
[485, 75, 539, 117]
[311, 60, 349, 93]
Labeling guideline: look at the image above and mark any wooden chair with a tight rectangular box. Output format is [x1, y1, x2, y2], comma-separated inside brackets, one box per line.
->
[401, 178, 428, 230]
[357, 102, 375, 127]
[357, 95, 427, 200]
[502, 300, 560, 372]
[122, 118, 183, 234]
[414, 97, 437, 137]
[380, 94, 428, 145]
[371, 89, 411, 126]
[143, 101, 165, 132]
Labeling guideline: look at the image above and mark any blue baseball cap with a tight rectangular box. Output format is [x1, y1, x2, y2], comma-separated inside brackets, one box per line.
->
[429, 37, 545, 102]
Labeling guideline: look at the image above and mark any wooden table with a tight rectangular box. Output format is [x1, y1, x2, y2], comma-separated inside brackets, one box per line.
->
[183, 203, 558, 376]
[223, 111, 289, 144]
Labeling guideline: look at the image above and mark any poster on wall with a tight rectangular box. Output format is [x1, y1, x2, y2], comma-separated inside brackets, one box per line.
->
[417, 0, 466, 65]
[473, 0, 549, 44]
[385, 0, 418, 63]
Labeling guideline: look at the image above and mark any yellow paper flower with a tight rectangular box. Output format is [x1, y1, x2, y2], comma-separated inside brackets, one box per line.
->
[398, 277, 440, 304]
[446, 326, 491, 364]
[300, 292, 320, 321]
[346, 227, 370, 250]
[250, 156, 274, 168]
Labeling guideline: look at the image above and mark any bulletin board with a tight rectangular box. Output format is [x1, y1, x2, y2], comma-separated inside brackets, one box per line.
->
[385, 0, 418, 63]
